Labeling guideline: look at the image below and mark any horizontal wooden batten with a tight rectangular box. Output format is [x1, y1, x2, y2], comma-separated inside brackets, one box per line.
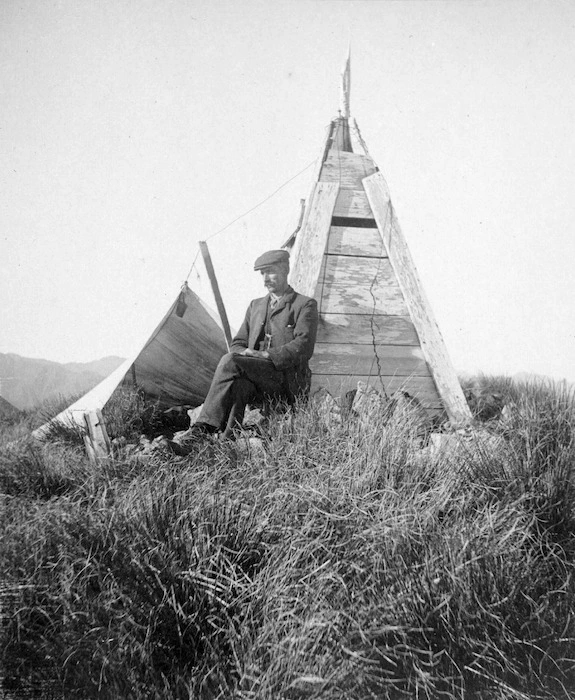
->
[320, 152, 377, 189]
[326, 226, 386, 257]
[314, 270, 409, 316]
[310, 374, 443, 409]
[333, 189, 374, 219]
[331, 216, 377, 228]
[316, 254, 408, 313]
[318, 255, 404, 290]
[317, 314, 420, 345]
[316, 278, 408, 315]
[312, 343, 430, 376]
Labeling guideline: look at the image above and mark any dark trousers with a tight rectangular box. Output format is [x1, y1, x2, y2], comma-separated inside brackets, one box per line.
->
[198, 353, 287, 437]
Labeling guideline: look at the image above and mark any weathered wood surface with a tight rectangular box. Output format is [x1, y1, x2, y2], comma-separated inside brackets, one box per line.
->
[83, 410, 111, 464]
[363, 171, 472, 423]
[326, 226, 386, 257]
[351, 117, 370, 157]
[316, 276, 408, 315]
[319, 254, 399, 286]
[332, 116, 352, 151]
[288, 133, 336, 263]
[315, 255, 409, 315]
[281, 198, 306, 250]
[289, 182, 339, 298]
[309, 122, 338, 189]
[332, 189, 374, 219]
[320, 151, 377, 189]
[312, 343, 430, 376]
[317, 313, 420, 345]
[311, 374, 443, 409]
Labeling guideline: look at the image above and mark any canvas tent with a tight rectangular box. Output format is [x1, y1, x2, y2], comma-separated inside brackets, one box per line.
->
[33, 283, 228, 437]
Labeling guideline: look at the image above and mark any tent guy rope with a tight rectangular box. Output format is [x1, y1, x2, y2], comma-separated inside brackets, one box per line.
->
[184, 157, 317, 283]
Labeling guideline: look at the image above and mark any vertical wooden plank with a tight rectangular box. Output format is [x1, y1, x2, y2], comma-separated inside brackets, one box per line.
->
[363, 171, 472, 424]
[288, 182, 339, 298]
[281, 198, 306, 250]
[83, 409, 111, 463]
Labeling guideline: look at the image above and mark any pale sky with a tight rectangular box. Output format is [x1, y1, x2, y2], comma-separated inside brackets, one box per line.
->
[1, 0, 574, 382]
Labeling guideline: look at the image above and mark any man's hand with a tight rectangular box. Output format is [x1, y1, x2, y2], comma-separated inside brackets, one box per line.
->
[241, 348, 270, 359]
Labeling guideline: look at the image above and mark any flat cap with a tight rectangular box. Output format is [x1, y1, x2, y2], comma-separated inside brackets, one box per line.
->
[253, 249, 290, 271]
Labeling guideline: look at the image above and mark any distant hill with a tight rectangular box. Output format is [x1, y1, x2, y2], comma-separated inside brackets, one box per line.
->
[64, 356, 126, 378]
[0, 353, 125, 410]
[0, 395, 21, 419]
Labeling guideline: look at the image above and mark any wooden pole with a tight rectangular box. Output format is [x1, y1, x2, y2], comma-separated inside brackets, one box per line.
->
[83, 409, 112, 464]
[199, 241, 233, 350]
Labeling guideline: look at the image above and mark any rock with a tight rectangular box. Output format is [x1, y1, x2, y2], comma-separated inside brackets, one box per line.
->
[244, 407, 266, 427]
[163, 405, 195, 430]
[464, 384, 505, 422]
[428, 427, 503, 460]
[312, 388, 343, 425]
[187, 405, 203, 426]
[170, 429, 200, 455]
[387, 390, 433, 442]
[351, 382, 386, 421]
[500, 402, 519, 425]
[172, 429, 192, 444]
[233, 436, 265, 456]
[111, 435, 139, 459]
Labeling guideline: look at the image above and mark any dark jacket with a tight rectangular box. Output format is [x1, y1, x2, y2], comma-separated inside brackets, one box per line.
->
[230, 286, 318, 399]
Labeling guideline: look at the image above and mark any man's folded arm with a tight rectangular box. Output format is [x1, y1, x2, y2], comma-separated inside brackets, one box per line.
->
[267, 298, 318, 371]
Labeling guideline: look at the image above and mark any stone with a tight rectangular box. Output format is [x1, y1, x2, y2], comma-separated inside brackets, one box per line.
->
[244, 407, 266, 426]
[351, 382, 387, 421]
[187, 405, 203, 426]
[233, 436, 265, 457]
[463, 384, 505, 422]
[311, 388, 343, 425]
[428, 427, 503, 460]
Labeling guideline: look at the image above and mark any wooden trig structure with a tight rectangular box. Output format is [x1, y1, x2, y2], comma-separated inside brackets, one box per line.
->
[286, 54, 471, 423]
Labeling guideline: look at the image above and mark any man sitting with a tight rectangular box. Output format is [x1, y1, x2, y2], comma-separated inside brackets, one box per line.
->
[190, 249, 318, 440]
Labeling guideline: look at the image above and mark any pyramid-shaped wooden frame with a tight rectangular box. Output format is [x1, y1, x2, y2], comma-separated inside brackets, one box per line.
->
[287, 112, 471, 424]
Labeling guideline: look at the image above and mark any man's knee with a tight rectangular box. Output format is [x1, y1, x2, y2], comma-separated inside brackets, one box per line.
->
[214, 352, 241, 377]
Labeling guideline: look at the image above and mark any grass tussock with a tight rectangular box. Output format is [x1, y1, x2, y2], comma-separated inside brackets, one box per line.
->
[1, 376, 575, 698]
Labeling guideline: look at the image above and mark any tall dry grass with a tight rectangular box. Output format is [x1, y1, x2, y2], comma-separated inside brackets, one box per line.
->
[1, 377, 575, 698]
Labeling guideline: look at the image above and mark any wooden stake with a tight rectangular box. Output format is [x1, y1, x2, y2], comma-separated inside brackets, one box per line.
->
[199, 241, 233, 350]
[83, 410, 111, 464]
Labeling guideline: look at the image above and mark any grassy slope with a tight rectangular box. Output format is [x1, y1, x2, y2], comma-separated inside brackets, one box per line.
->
[1, 378, 575, 699]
